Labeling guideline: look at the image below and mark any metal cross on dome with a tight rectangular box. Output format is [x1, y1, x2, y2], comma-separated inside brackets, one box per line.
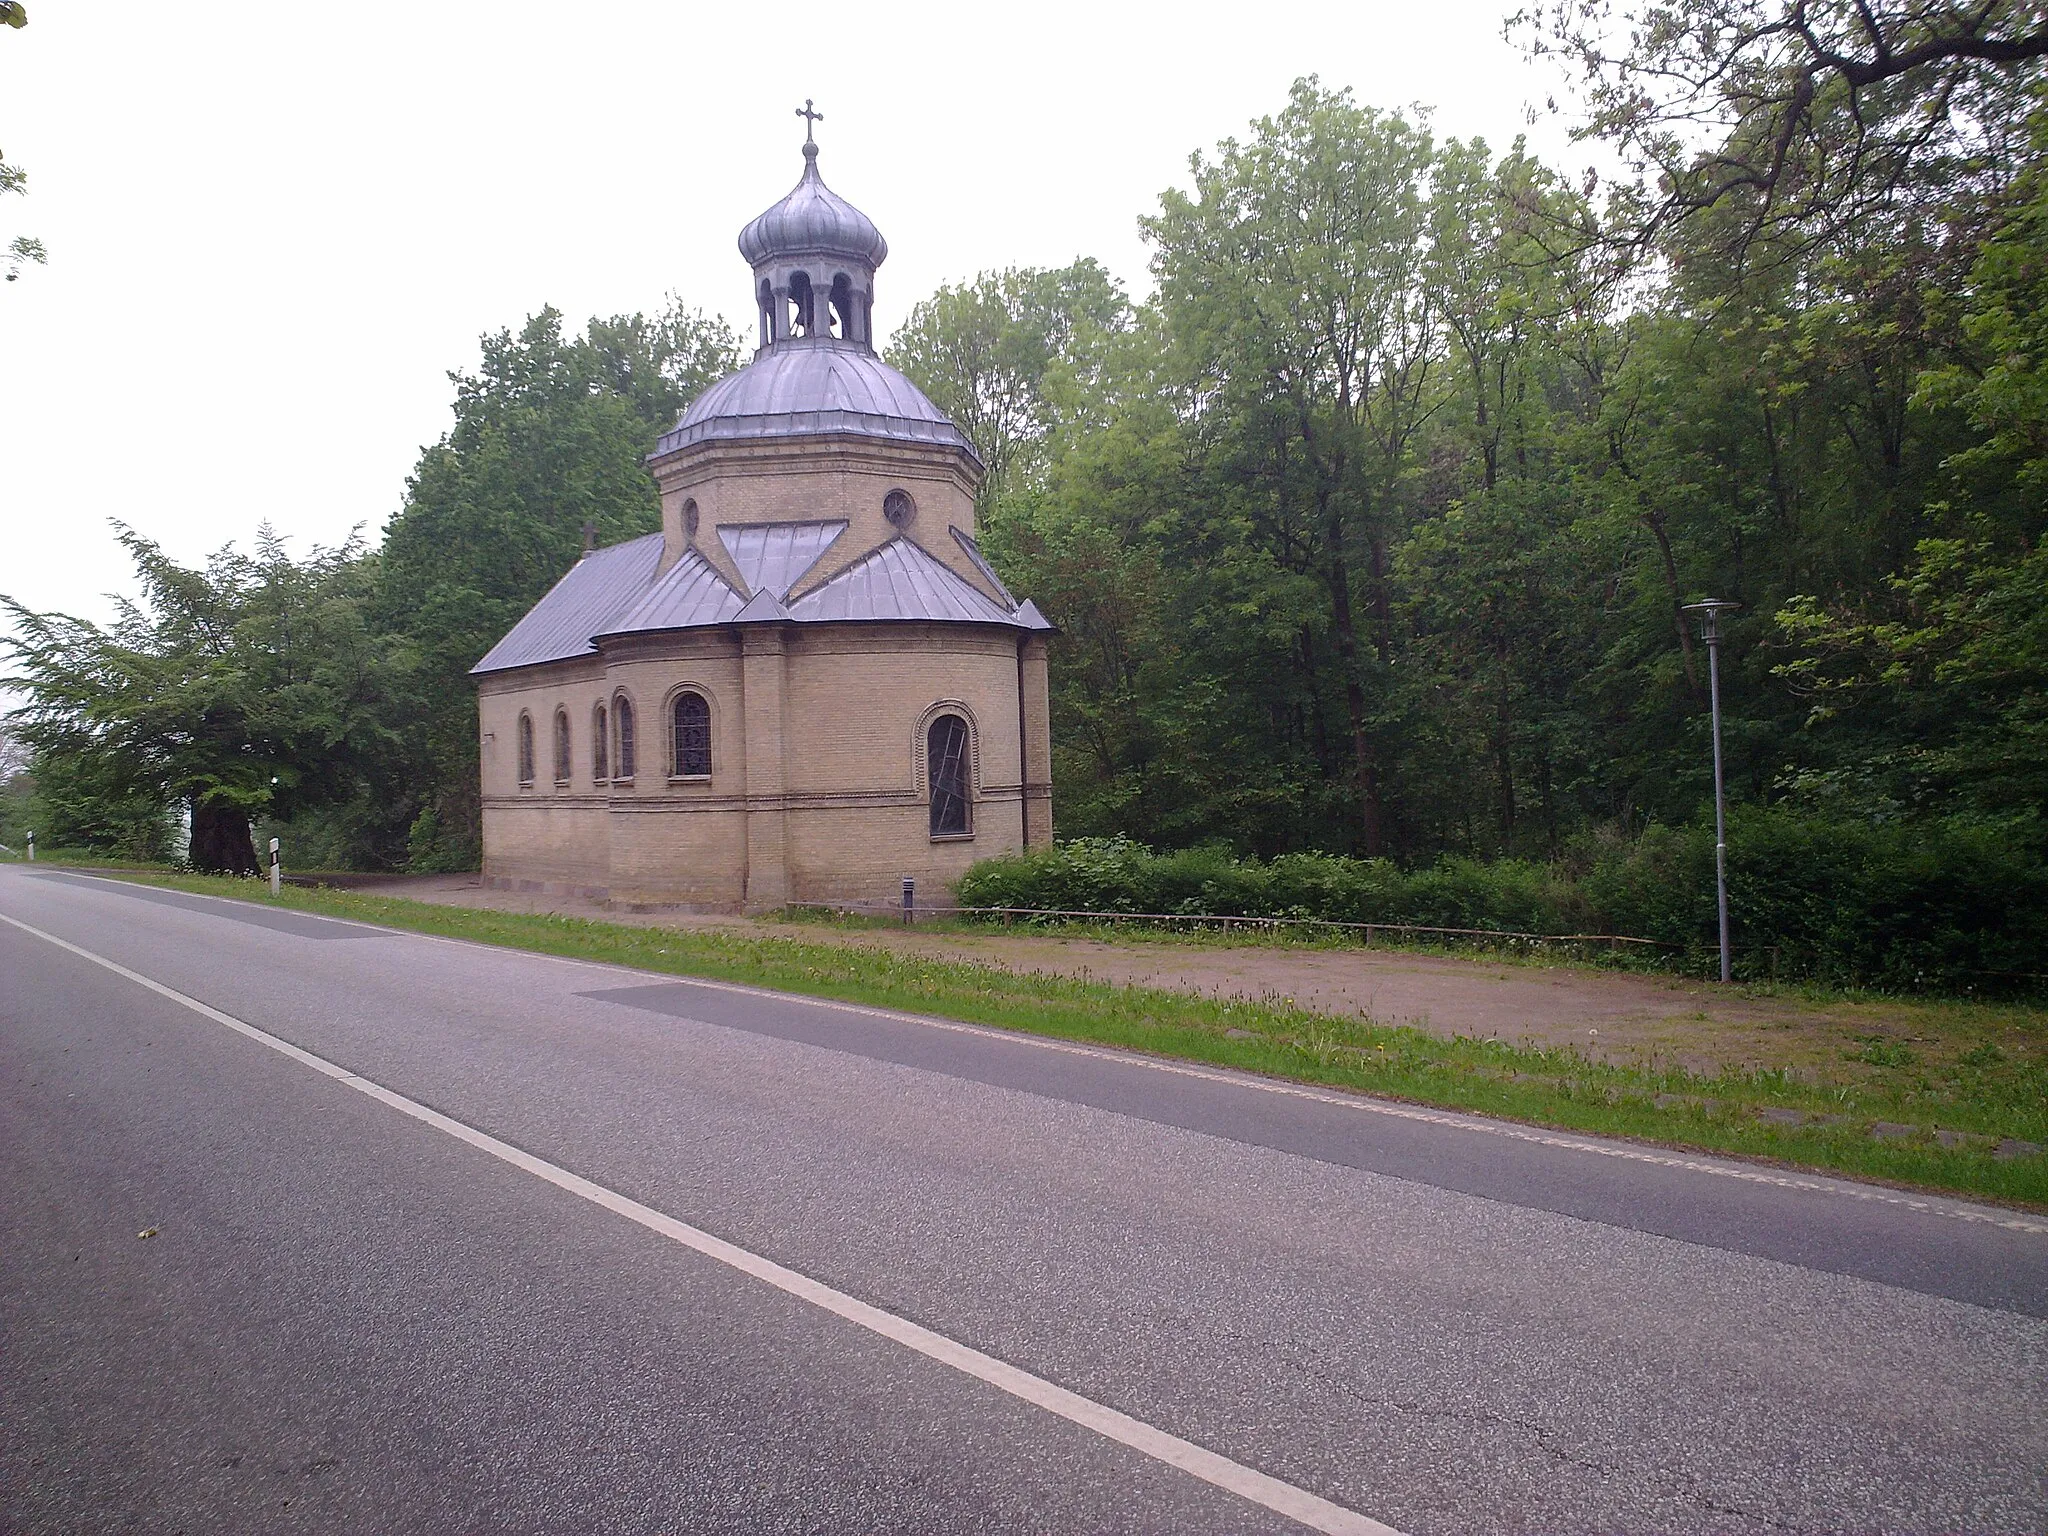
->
[796, 99, 824, 144]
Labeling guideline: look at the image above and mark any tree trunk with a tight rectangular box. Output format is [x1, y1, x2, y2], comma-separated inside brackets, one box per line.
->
[1640, 508, 1702, 699]
[1328, 557, 1384, 857]
[1299, 627, 1332, 772]
[1494, 628, 1517, 848]
[190, 799, 259, 875]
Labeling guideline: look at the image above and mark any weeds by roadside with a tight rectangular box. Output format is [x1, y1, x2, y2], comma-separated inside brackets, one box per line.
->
[24, 862, 2048, 1208]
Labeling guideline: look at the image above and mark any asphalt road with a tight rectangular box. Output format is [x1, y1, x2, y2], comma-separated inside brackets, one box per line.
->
[2, 863, 2043, 1534]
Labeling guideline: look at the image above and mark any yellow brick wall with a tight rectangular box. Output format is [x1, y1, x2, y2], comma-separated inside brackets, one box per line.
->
[653, 435, 1003, 605]
[477, 620, 1049, 912]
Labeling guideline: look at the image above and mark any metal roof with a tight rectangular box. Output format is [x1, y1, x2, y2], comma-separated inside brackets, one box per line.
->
[470, 533, 665, 675]
[655, 342, 979, 460]
[787, 536, 1024, 626]
[950, 527, 1017, 608]
[478, 528, 1050, 675]
[610, 547, 744, 634]
[738, 143, 888, 269]
[719, 520, 846, 600]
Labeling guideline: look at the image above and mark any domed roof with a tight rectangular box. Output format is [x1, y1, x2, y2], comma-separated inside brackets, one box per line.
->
[654, 340, 979, 462]
[738, 143, 888, 269]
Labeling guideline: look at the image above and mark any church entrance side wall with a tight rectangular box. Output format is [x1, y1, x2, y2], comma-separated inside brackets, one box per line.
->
[478, 657, 614, 896]
[777, 623, 1027, 906]
[600, 635, 750, 908]
[478, 620, 1048, 912]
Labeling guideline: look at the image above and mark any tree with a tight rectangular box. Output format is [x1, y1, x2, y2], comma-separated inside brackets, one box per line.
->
[886, 261, 1130, 510]
[1, 2, 43, 284]
[375, 299, 738, 866]
[1519, 0, 2048, 261]
[1145, 80, 1444, 854]
[2, 155, 45, 282]
[1775, 149, 2048, 822]
[2, 526, 406, 871]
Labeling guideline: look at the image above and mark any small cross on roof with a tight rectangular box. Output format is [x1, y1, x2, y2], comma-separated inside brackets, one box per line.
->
[796, 99, 823, 145]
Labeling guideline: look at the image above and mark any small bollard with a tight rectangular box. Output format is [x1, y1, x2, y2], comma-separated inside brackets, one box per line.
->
[902, 877, 915, 927]
[269, 837, 282, 897]
[25, 830, 34, 862]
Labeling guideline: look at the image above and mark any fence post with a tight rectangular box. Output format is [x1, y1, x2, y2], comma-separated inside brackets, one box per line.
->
[902, 877, 914, 927]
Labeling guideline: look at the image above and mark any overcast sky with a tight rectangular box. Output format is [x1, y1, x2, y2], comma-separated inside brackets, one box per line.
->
[0, 1, 1597, 630]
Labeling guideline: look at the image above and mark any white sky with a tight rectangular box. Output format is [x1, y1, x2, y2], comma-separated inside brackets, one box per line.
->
[0, 0, 1597, 630]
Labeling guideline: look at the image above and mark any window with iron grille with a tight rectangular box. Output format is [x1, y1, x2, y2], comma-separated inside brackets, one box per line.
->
[614, 696, 636, 780]
[593, 704, 609, 781]
[928, 714, 971, 837]
[553, 710, 572, 783]
[673, 692, 711, 777]
[517, 713, 534, 786]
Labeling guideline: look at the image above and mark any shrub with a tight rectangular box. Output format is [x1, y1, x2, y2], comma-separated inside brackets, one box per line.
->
[958, 810, 2048, 994]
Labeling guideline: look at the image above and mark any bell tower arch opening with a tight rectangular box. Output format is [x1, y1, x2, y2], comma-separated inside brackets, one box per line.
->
[788, 270, 816, 338]
[829, 272, 857, 343]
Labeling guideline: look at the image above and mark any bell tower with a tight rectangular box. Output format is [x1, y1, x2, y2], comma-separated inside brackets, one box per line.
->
[737, 101, 889, 352]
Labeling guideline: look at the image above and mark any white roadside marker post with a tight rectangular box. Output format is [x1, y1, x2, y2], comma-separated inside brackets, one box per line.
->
[269, 837, 282, 897]
[24, 830, 33, 862]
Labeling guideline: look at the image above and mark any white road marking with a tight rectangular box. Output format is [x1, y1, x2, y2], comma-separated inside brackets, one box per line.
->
[0, 910, 1401, 1536]
[29, 868, 2048, 1237]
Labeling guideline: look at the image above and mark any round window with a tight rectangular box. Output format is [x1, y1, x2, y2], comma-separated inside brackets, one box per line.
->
[883, 489, 916, 529]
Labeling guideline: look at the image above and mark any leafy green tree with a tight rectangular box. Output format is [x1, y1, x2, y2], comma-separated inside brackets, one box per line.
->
[1517, 0, 2048, 260]
[376, 299, 737, 867]
[1145, 80, 1443, 854]
[1776, 152, 2048, 824]
[886, 260, 1130, 509]
[0, 721, 33, 851]
[2, 526, 407, 871]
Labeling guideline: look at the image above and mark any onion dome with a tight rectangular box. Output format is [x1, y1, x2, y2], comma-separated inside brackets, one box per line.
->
[651, 117, 974, 464]
[739, 142, 888, 269]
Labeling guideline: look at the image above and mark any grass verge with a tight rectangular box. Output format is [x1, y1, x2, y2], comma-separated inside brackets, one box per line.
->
[50, 863, 2048, 1209]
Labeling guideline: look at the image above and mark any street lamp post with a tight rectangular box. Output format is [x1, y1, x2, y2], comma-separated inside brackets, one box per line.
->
[1682, 600, 1741, 983]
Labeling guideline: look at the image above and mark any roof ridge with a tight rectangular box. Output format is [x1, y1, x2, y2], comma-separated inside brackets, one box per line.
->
[787, 532, 1022, 624]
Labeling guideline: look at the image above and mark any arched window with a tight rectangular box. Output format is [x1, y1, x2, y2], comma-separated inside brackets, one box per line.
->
[553, 709, 571, 784]
[614, 695, 636, 780]
[593, 704, 609, 782]
[672, 692, 711, 778]
[516, 712, 535, 786]
[758, 278, 775, 348]
[928, 714, 971, 837]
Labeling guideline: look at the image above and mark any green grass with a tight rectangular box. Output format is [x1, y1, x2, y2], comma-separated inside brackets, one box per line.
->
[44, 863, 2048, 1209]
[779, 901, 1687, 972]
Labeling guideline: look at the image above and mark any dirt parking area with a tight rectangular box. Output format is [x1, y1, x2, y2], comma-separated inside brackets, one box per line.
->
[355, 874, 2039, 1080]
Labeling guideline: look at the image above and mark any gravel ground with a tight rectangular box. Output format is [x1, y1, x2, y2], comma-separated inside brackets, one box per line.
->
[354, 873, 2037, 1078]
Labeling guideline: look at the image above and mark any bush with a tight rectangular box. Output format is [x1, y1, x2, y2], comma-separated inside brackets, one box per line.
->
[957, 810, 2048, 994]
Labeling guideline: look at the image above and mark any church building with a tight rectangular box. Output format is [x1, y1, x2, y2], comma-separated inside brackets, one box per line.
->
[471, 125, 1054, 911]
